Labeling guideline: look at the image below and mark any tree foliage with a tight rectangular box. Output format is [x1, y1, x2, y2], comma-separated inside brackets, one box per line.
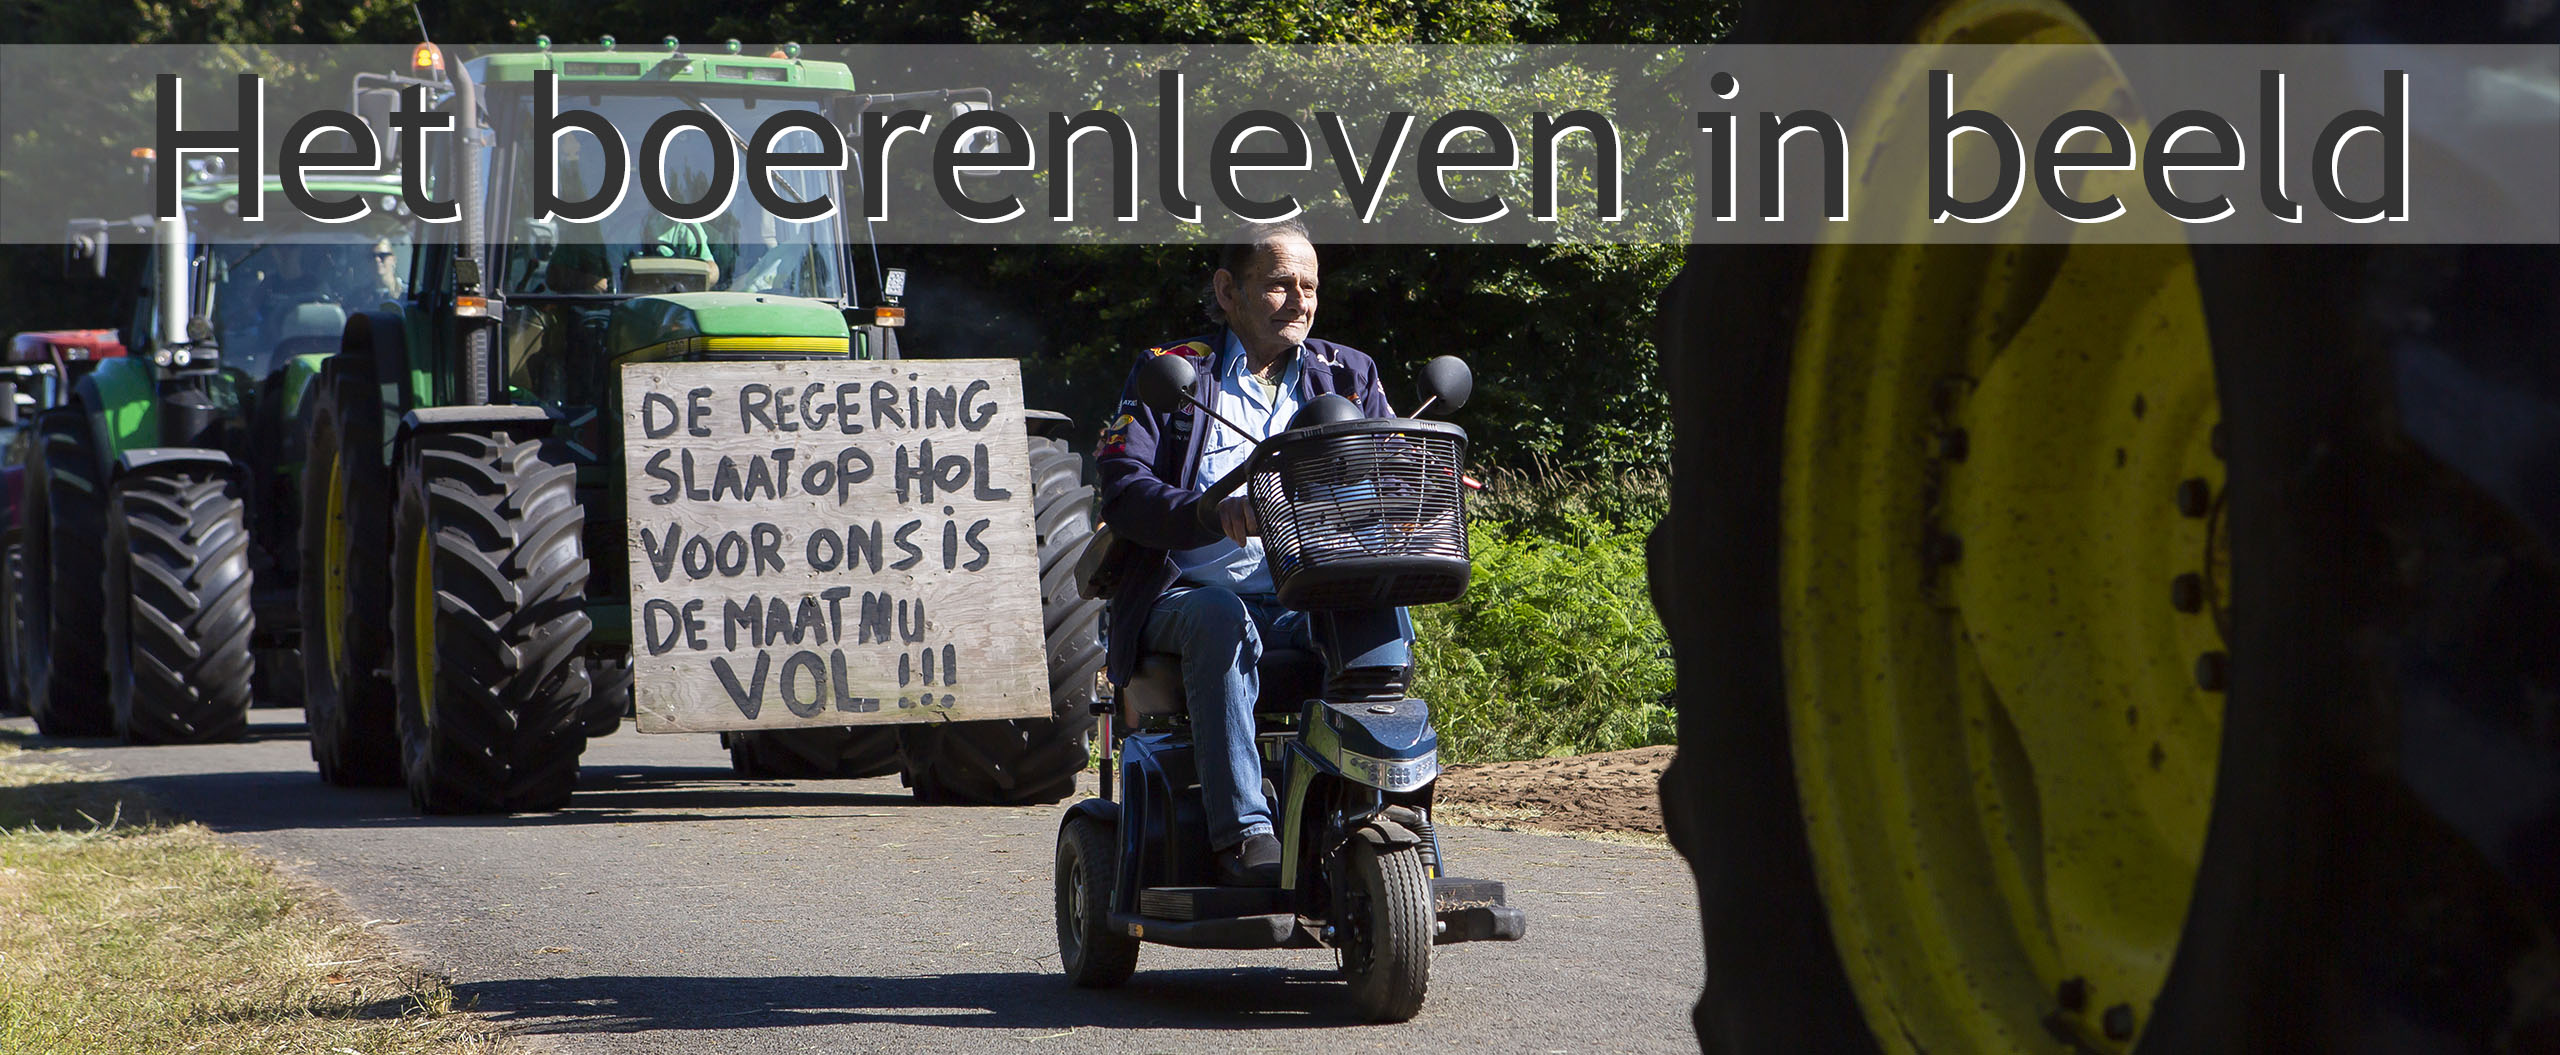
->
[0, 0, 1727, 478]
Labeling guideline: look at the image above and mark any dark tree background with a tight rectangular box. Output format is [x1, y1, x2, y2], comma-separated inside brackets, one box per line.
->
[0, 0, 1728, 476]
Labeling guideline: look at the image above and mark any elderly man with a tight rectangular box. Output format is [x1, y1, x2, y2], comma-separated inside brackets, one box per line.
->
[1095, 220, 1402, 886]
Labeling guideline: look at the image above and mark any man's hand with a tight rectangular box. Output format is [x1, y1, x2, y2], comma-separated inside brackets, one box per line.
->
[1218, 494, 1258, 546]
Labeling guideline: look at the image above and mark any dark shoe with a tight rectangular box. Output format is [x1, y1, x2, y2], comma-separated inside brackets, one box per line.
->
[1215, 833, 1282, 887]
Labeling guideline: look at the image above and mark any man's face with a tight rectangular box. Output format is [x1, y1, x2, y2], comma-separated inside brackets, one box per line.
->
[1216, 235, 1318, 355]
[373, 241, 399, 289]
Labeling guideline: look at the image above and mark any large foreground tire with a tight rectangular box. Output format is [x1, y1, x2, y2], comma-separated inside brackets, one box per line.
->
[102, 466, 254, 744]
[1055, 816, 1139, 988]
[392, 427, 592, 814]
[1655, 5, 2558, 1052]
[301, 363, 400, 784]
[896, 435, 1102, 806]
[725, 726, 902, 779]
[26, 413, 111, 736]
[1339, 841, 1432, 1023]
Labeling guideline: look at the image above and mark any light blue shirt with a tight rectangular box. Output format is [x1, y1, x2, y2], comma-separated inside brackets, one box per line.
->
[1173, 332, 1304, 593]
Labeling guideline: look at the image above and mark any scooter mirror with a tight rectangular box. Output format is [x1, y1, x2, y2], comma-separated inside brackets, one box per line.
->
[1135, 353, 1197, 415]
[1289, 393, 1362, 429]
[1415, 355, 1473, 415]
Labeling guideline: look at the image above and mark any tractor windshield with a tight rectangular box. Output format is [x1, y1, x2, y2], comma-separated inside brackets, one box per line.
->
[498, 90, 847, 302]
[200, 213, 414, 379]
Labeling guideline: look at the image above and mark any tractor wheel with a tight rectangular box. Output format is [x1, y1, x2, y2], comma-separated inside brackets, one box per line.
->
[1338, 840, 1432, 1024]
[1055, 816, 1139, 988]
[1, 539, 25, 716]
[895, 434, 1102, 806]
[301, 363, 400, 784]
[102, 466, 255, 744]
[391, 427, 592, 814]
[1655, 4, 2560, 1053]
[27, 412, 111, 737]
[583, 653, 632, 738]
[726, 726, 903, 780]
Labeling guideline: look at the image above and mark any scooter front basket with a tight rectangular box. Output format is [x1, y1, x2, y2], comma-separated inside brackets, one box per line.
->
[1249, 417, 1470, 611]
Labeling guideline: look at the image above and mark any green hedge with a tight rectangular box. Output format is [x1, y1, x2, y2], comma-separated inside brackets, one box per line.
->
[1413, 502, 1675, 764]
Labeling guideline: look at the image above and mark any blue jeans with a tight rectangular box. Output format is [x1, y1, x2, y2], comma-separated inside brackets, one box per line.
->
[1149, 585, 1421, 853]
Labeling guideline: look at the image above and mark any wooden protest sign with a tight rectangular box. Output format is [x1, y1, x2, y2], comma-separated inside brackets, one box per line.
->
[620, 360, 1048, 733]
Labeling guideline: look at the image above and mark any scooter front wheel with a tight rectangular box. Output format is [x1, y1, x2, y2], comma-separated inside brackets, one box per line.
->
[1339, 841, 1432, 1022]
[1055, 816, 1138, 987]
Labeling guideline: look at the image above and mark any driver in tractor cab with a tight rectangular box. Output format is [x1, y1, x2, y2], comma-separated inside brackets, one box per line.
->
[542, 218, 723, 294]
[1095, 220, 1406, 887]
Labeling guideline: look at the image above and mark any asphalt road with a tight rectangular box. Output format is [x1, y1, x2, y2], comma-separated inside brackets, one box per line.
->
[7, 708, 1704, 1054]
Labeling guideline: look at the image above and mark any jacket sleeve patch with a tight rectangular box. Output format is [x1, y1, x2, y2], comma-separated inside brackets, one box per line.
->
[1098, 412, 1136, 455]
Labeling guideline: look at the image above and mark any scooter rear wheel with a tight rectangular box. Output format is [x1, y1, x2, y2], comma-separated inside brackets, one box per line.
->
[1055, 817, 1138, 987]
[1340, 841, 1432, 1023]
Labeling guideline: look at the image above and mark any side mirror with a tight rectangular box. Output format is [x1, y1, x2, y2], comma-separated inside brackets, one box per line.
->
[65, 219, 110, 279]
[1135, 353, 1197, 415]
[948, 100, 1009, 177]
[1288, 393, 1361, 429]
[1414, 355, 1472, 415]
[354, 86, 401, 163]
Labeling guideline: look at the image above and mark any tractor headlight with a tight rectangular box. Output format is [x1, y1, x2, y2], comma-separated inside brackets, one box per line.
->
[172, 347, 191, 367]
[152, 348, 173, 367]
[1338, 747, 1438, 792]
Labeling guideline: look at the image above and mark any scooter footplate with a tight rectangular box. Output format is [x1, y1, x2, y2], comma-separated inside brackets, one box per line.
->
[1138, 885, 1287, 921]
[1110, 912, 1298, 949]
[1432, 877, 1507, 911]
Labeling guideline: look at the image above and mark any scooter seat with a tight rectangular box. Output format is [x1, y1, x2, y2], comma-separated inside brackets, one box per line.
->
[1122, 648, 1325, 722]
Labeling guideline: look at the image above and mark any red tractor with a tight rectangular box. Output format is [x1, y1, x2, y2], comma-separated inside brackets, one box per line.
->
[1, 329, 129, 715]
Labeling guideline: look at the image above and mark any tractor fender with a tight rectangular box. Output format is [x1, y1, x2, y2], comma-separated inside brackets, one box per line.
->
[1061, 798, 1122, 834]
[72, 358, 161, 468]
[115, 447, 235, 481]
[340, 310, 414, 469]
[1353, 817, 1422, 849]
[397, 405, 556, 442]
[1024, 409, 1075, 441]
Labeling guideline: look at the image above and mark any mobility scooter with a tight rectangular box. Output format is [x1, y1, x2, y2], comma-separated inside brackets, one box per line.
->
[1055, 353, 1526, 1023]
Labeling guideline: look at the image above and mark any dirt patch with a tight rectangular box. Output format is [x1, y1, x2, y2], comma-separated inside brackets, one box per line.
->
[1435, 745, 1673, 841]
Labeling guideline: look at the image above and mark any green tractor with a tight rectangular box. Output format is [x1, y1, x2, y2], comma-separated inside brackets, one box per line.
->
[302, 43, 1103, 811]
[16, 162, 413, 743]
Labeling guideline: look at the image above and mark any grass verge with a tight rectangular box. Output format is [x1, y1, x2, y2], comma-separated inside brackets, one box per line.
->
[0, 731, 507, 1055]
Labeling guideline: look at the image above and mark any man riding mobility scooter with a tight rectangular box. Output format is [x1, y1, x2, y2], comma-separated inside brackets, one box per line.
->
[1054, 352, 1525, 1023]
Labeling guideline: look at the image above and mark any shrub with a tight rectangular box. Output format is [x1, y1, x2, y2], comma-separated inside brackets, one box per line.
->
[1413, 503, 1675, 764]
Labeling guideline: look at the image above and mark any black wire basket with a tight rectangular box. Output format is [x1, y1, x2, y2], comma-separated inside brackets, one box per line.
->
[1247, 418, 1471, 611]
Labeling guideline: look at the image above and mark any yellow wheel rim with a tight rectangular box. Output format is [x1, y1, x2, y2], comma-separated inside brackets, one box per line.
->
[410, 518, 436, 726]
[1780, 3, 2227, 1051]
[323, 451, 349, 675]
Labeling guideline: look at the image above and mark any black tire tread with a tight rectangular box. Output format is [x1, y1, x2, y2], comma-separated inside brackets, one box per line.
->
[1343, 841, 1432, 1023]
[1056, 817, 1139, 987]
[394, 428, 592, 814]
[726, 725, 903, 779]
[30, 419, 111, 736]
[301, 363, 401, 785]
[896, 432, 1102, 806]
[107, 468, 255, 744]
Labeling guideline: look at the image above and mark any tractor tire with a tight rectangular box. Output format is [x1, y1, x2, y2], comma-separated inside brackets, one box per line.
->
[726, 726, 903, 780]
[1055, 816, 1139, 988]
[391, 427, 592, 814]
[1339, 840, 1433, 1024]
[27, 412, 111, 737]
[895, 434, 1102, 806]
[102, 466, 255, 744]
[1656, 7, 2558, 1054]
[300, 362, 401, 785]
[2, 540, 25, 716]
[583, 653, 632, 739]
